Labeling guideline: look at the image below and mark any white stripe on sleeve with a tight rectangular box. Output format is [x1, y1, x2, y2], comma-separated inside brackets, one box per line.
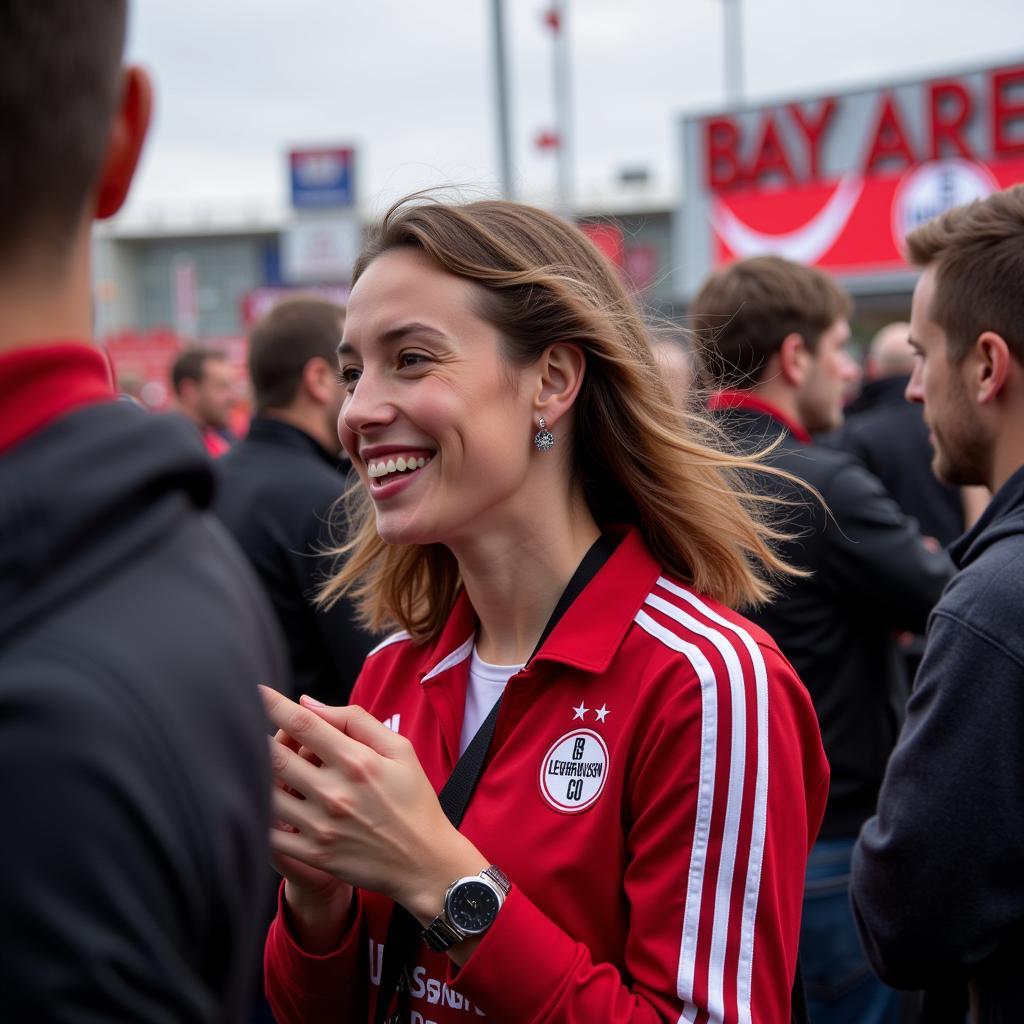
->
[645, 590, 749, 1023]
[656, 578, 769, 1024]
[634, 609, 720, 1024]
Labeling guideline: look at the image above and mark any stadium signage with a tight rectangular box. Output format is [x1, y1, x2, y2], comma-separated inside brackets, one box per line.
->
[678, 62, 1024, 297]
[704, 67, 1023, 190]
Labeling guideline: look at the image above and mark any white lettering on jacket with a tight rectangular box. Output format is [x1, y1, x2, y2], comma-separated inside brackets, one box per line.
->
[367, 940, 485, 1016]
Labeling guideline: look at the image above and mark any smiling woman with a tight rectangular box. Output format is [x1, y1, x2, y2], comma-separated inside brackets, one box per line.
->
[326, 200, 804, 637]
[261, 195, 829, 1024]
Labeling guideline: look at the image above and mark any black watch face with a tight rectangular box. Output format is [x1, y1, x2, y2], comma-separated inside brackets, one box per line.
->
[447, 880, 500, 933]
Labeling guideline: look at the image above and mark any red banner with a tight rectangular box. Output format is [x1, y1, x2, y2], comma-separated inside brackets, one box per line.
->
[712, 156, 1024, 273]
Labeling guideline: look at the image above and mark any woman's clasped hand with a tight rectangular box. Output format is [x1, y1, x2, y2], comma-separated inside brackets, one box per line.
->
[262, 686, 486, 935]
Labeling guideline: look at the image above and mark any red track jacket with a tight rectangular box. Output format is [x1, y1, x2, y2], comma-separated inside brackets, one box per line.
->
[265, 526, 828, 1024]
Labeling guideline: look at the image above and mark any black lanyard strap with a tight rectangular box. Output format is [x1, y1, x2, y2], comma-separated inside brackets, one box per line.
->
[374, 533, 617, 1024]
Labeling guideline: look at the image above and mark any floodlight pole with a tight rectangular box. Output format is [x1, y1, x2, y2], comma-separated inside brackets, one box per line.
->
[550, 0, 574, 219]
[491, 0, 514, 199]
[722, 0, 744, 107]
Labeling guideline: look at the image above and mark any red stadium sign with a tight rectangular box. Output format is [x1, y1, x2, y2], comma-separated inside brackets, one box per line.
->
[679, 62, 1024, 297]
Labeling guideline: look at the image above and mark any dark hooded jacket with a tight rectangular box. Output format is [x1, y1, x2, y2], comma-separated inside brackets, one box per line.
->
[0, 399, 286, 1022]
[852, 464, 1024, 1024]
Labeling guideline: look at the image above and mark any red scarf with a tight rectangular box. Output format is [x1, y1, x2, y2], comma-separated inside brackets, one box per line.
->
[707, 389, 812, 445]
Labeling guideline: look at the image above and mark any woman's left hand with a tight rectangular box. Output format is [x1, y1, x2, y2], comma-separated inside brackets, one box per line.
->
[261, 687, 487, 922]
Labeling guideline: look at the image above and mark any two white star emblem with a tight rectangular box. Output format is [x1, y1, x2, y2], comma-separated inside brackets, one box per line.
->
[572, 701, 610, 722]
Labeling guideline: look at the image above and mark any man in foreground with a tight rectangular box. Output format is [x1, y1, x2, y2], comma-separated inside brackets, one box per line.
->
[852, 184, 1024, 1024]
[691, 255, 953, 1024]
[0, 3, 285, 1019]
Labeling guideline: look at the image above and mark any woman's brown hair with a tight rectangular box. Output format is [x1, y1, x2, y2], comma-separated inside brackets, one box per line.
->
[322, 195, 802, 640]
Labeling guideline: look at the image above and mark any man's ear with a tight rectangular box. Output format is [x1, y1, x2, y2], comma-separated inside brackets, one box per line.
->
[95, 65, 153, 219]
[532, 343, 586, 429]
[974, 331, 1012, 405]
[302, 357, 335, 404]
[777, 332, 810, 388]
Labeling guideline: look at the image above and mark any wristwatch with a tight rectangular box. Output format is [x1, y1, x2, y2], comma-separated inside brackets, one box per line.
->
[421, 865, 510, 952]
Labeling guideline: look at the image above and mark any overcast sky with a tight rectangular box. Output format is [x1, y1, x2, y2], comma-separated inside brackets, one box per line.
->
[121, 0, 1024, 222]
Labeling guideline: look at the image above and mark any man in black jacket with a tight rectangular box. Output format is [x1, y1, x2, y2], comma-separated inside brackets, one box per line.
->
[690, 256, 953, 1024]
[852, 185, 1024, 1024]
[0, 4, 286, 1020]
[214, 298, 376, 707]
[214, 298, 375, 1024]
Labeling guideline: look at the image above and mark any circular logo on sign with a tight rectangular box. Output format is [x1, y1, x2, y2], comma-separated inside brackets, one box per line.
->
[892, 159, 998, 253]
[539, 729, 609, 814]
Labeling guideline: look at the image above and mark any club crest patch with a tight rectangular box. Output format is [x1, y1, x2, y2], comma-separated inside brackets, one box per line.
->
[539, 729, 609, 814]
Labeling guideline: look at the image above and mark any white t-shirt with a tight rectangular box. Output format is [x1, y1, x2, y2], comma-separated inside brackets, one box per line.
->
[459, 646, 524, 755]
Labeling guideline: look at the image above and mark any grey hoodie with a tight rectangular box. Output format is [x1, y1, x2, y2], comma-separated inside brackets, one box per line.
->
[852, 463, 1024, 1024]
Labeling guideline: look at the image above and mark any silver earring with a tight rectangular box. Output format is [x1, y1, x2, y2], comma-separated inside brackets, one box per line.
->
[533, 417, 555, 452]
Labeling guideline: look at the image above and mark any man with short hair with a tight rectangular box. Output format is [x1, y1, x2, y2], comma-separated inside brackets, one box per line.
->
[691, 255, 953, 1024]
[171, 346, 236, 455]
[852, 184, 1024, 1023]
[0, 3, 284, 1019]
[214, 298, 376, 706]
[214, 297, 374, 1023]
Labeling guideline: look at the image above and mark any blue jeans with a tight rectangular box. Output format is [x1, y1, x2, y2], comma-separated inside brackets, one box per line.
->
[800, 838, 901, 1024]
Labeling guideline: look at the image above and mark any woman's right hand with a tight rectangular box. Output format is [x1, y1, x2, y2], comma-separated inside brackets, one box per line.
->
[270, 728, 355, 954]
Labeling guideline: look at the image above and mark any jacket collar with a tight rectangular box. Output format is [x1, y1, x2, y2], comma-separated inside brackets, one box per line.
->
[0, 342, 115, 454]
[244, 416, 344, 470]
[416, 525, 662, 684]
[949, 462, 1024, 569]
[708, 389, 812, 444]
[850, 374, 910, 412]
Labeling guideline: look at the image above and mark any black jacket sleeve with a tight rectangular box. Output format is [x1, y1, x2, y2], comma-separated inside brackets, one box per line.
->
[821, 461, 953, 632]
[850, 607, 1024, 988]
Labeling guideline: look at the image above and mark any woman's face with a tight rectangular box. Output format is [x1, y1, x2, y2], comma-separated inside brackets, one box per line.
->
[338, 247, 537, 548]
